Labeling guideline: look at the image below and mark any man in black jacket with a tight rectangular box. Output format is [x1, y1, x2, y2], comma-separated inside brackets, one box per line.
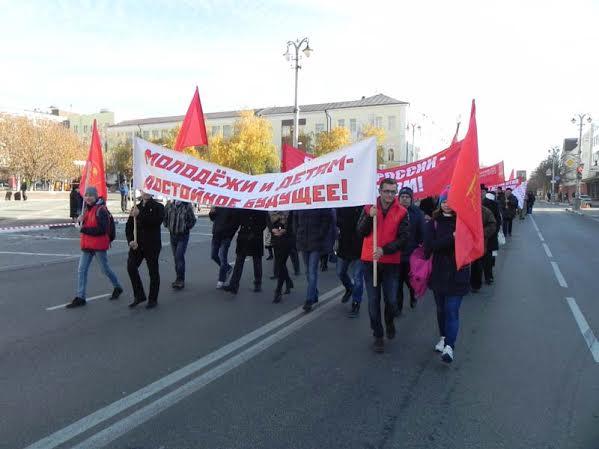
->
[482, 190, 502, 284]
[209, 207, 239, 289]
[126, 192, 165, 309]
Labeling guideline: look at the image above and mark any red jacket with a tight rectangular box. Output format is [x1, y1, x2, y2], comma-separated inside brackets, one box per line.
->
[360, 198, 408, 264]
[80, 204, 110, 251]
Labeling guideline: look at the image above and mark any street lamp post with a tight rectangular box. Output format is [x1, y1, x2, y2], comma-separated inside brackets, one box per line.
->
[548, 147, 558, 202]
[571, 114, 592, 211]
[405, 123, 421, 164]
[284, 37, 313, 148]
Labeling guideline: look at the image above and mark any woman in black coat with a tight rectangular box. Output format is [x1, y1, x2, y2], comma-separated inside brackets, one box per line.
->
[224, 209, 268, 294]
[269, 211, 295, 303]
[424, 191, 470, 364]
[69, 185, 83, 221]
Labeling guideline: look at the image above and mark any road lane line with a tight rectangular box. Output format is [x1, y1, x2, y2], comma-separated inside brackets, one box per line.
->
[565, 298, 599, 363]
[46, 294, 112, 311]
[542, 243, 553, 258]
[537, 231, 545, 242]
[0, 251, 75, 257]
[70, 292, 343, 449]
[530, 216, 540, 231]
[550, 262, 568, 288]
[25, 285, 344, 449]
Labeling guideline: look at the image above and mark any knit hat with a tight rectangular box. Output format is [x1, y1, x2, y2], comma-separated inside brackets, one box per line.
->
[438, 187, 450, 205]
[398, 187, 413, 199]
[84, 186, 98, 198]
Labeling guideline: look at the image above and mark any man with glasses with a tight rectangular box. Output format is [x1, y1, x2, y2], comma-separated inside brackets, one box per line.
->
[357, 178, 409, 353]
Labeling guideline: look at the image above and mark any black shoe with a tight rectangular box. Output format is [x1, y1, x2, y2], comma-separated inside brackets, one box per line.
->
[303, 301, 313, 312]
[172, 280, 184, 290]
[284, 286, 292, 295]
[373, 338, 384, 353]
[66, 297, 86, 308]
[410, 298, 417, 309]
[341, 288, 353, 303]
[269, 275, 278, 280]
[110, 287, 123, 300]
[348, 301, 360, 317]
[386, 322, 396, 340]
[128, 297, 147, 308]
[266, 255, 274, 261]
[321, 264, 328, 272]
[471, 287, 480, 293]
[223, 285, 238, 294]
[145, 301, 157, 309]
[485, 278, 494, 285]
[273, 292, 282, 303]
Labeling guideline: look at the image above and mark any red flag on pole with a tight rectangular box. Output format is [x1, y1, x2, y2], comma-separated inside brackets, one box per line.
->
[507, 168, 515, 181]
[281, 143, 315, 172]
[447, 100, 484, 270]
[174, 86, 208, 151]
[79, 119, 107, 199]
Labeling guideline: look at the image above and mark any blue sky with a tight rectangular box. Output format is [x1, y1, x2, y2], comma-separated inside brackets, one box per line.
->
[2, 0, 599, 175]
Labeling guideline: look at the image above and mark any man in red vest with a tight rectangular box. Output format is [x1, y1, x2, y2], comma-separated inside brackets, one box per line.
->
[67, 186, 123, 308]
[357, 178, 409, 353]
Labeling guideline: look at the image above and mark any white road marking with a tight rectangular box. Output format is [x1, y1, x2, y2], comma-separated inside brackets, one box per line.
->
[537, 231, 545, 242]
[542, 243, 553, 258]
[46, 293, 112, 311]
[69, 291, 343, 449]
[550, 262, 568, 288]
[0, 251, 74, 257]
[530, 216, 540, 231]
[26, 286, 344, 449]
[565, 298, 599, 363]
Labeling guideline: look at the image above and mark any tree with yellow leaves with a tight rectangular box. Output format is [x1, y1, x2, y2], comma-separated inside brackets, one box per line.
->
[361, 124, 387, 165]
[314, 127, 351, 157]
[207, 111, 279, 174]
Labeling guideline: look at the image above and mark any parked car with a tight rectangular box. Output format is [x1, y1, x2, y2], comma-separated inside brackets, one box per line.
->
[579, 195, 593, 208]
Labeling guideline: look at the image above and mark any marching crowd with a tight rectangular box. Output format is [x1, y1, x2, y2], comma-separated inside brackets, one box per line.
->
[66, 179, 531, 362]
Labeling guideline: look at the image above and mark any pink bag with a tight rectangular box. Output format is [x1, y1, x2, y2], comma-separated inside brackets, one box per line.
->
[409, 246, 432, 299]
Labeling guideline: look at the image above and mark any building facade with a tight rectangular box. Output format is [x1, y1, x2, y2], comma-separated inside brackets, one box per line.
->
[50, 107, 115, 147]
[107, 94, 412, 168]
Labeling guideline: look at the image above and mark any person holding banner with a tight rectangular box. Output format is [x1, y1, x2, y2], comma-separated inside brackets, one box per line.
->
[424, 188, 471, 363]
[126, 192, 165, 309]
[357, 178, 409, 353]
[294, 208, 334, 312]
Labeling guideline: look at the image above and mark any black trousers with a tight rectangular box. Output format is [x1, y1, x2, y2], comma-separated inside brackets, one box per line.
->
[502, 218, 513, 236]
[229, 253, 262, 289]
[397, 261, 415, 310]
[470, 257, 483, 290]
[290, 246, 300, 274]
[273, 246, 293, 294]
[482, 250, 494, 281]
[127, 248, 160, 303]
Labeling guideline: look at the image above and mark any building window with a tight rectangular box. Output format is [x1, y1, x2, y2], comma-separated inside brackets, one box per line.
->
[388, 148, 395, 161]
[315, 123, 325, 134]
[350, 119, 357, 135]
[375, 116, 383, 128]
[338, 119, 345, 128]
[211, 125, 221, 136]
[223, 125, 232, 138]
[388, 116, 396, 131]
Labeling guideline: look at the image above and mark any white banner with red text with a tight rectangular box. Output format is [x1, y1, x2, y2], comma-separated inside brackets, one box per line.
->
[133, 137, 377, 210]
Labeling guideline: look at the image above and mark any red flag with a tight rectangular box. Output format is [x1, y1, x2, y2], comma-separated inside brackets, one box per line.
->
[479, 160, 505, 186]
[507, 168, 515, 181]
[281, 143, 315, 172]
[79, 119, 107, 199]
[447, 100, 484, 270]
[174, 86, 208, 151]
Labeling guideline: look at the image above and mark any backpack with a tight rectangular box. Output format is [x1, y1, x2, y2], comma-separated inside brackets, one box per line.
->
[96, 205, 116, 242]
[409, 246, 433, 299]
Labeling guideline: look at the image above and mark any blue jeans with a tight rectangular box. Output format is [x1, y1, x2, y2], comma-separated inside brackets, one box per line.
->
[77, 250, 122, 299]
[170, 232, 190, 281]
[363, 263, 400, 338]
[433, 292, 463, 349]
[211, 236, 232, 282]
[336, 258, 364, 303]
[302, 251, 321, 303]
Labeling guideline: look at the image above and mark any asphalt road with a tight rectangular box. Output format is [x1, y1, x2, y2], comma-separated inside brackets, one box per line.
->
[0, 208, 597, 449]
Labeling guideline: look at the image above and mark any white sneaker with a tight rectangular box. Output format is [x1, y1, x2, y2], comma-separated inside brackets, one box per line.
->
[434, 337, 446, 353]
[216, 281, 224, 289]
[441, 345, 454, 363]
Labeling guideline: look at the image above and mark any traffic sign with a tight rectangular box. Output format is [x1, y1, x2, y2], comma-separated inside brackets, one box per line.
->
[565, 158, 576, 168]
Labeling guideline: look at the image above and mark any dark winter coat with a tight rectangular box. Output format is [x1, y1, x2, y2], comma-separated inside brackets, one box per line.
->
[268, 211, 296, 251]
[163, 201, 196, 235]
[483, 198, 502, 251]
[294, 208, 333, 254]
[402, 204, 426, 262]
[504, 194, 519, 219]
[209, 207, 239, 239]
[481, 205, 497, 252]
[69, 189, 83, 218]
[126, 199, 165, 254]
[233, 209, 268, 257]
[335, 206, 363, 261]
[323, 209, 337, 255]
[424, 213, 470, 297]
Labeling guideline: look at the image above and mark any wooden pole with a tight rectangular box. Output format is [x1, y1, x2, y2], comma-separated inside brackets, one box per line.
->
[373, 212, 378, 287]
